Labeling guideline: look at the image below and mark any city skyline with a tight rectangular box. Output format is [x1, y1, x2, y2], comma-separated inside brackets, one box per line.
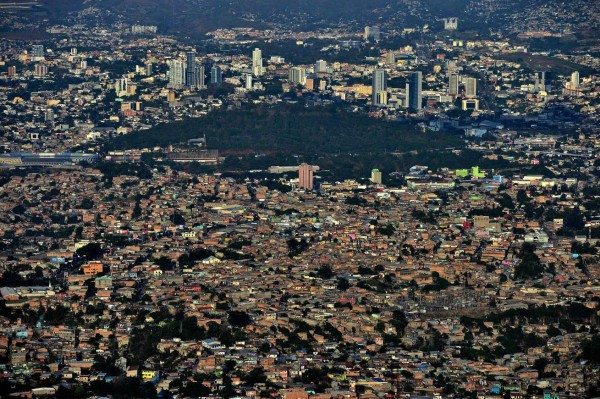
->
[0, 1, 599, 398]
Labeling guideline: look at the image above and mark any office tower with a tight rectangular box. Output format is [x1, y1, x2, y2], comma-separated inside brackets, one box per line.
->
[245, 73, 253, 90]
[315, 60, 327, 74]
[406, 71, 422, 110]
[32, 45, 44, 58]
[318, 79, 327, 91]
[115, 78, 128, 96]
[210, 65, 222, 84]
[465, 77, 477, 98]
[371, 169, 382, 184]
[34, 64, 48, 76]
[305, 78, 315, 91]
[288, 67, 307, 85]
[364, 26, 380, 41]
[298, 163, 313, 190]
[168, 60, 186, 88]
[185, 51, 198, 89]
[197, 65, 205, 88]
[535, 71, 551, 92]
[571, 71, 580, 90]
[443, 18, 458, 30]
[371, 69, 388, 107]
[145, 62, 153, 76]
[252, 48, 263, 77]
[187, 63, 205, 89]
[448, 73, 459, 96]
[7, 66, 16, 77]
[535, 71, 545, 91]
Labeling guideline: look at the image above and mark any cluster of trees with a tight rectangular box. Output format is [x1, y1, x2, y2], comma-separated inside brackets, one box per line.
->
[287, 237, 310, 258]
[128, 312, 249, 365]
[514, 243, 545, 280]
[107, 105, 461, 155]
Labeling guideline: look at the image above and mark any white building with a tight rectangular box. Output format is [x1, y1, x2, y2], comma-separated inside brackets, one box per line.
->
[288, 67, 307, 85]
[252, 48, 263, 77]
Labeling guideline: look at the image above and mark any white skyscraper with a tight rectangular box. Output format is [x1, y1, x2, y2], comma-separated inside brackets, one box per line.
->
[252, 48, 263, 77]
[288, 67, 307, 85]
[245, 73, 253, 90]
[315, 60, 327, 74]
[372, 69, 388, 107]
[168, 60, 187, 88]
[571, 71, 580, 90]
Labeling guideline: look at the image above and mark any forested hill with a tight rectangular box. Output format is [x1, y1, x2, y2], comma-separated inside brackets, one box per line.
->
[106, 106, 462, 155]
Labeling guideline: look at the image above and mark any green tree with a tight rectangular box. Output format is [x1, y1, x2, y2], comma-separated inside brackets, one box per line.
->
[317, 264, 335, 279]
[336, 277, 350, 291]
[514, 243, 544, 280]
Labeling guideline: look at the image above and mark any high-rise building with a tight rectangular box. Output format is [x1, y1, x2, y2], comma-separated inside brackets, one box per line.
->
[252, 48, 263, 77]
[571, 71, 580, 90]
[115, 77, 128, 96]
[448, 74, 459, 96]
[315, 60, 327, 74]
[71, 47, 77, 56]
[34, 64, 48, 77]
[245, 73, 253, 90]
[185, 51, 198, 89]
[196, 65, 205, 88]
[193, 64, 205, 89]
[372, 69, 388, 107]
[7, 66, 16, 77]
[168, 60, 187, 88]
[210, 65, 222, 85]
[288, 67, 307, 85]
[406, 71, 422, 110]
[408, 72, 423, 105]
[465, 77, 477, 98]
[32, 45, 44, 59]
[535, 71, 551, 92]
[298, 163, 314, 190]
[371, 169, 382, 184]
[364, 26, 380, 41]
